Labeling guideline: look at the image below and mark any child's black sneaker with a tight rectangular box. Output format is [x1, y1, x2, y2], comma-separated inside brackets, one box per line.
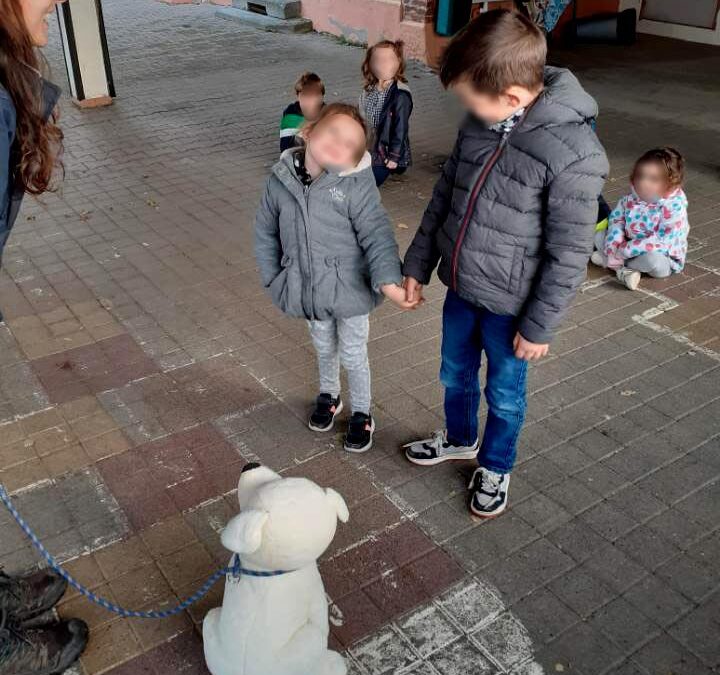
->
[308, 394, 343, 432]
[469, 467, 509, 518]
[404, 430, 479, 466]
[344, 413, 375, 453]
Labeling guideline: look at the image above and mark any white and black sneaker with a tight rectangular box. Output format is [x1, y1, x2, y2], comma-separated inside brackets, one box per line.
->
[616, 267, 641, 291]
[404, 430, 479, 466]
[309, 394, 343, 432]
[469, 467, 509, 518]
[344, 413, 375, 453]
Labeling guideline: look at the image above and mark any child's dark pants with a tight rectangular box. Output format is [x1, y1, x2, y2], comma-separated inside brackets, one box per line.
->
[372, 165, 407, 187]
[441, 290, 528, 474]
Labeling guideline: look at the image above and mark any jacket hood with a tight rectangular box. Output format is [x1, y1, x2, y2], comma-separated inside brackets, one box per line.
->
[630, 186, 688, 208]
[522, 66, 598, 130]
[275, 147, 373, 180]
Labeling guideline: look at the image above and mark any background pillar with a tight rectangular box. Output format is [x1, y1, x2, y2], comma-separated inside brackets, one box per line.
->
[402, 0, 436, 22]
[56, 0, 115, 108]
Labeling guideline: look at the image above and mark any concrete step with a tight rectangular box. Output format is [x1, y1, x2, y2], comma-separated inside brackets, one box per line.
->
[231, 0, 301, 19]
[216, 6, 313, 33]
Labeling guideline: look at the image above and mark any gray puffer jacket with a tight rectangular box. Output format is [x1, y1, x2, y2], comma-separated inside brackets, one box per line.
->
[255, 149, 402, 321]
[403, 67, 609, 344]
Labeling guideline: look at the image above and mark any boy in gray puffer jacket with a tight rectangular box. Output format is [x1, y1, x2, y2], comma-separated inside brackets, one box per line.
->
[255, 103, 416, 453]
[403, 10, 608, 518]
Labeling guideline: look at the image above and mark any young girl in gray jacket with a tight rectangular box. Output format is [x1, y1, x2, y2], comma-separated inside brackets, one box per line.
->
[255, 103, 416, 452]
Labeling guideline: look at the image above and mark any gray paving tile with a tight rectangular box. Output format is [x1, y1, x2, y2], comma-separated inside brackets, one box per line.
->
[480, 539, 575, 606]
[667, 605, 720, 669]
[580, 501, 638, 542]
[511, 492, 574, 535]
[445, 514, 538, 573]
[549, 567, 614, 618]
[536, 621, 624, 675]
[623, 574, 694, 628]
[580, 544, 647, 595]
[546, 519, 609, 563]
[632, 635, 714, 675]
[588, 597, 661, 655]
[512, 587, 580, 645]
[614, 525, 681, 571]
[645, 507, 710, 549]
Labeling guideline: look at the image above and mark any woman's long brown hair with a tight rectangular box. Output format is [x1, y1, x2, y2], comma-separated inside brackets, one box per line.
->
[0, 0, 63, 195]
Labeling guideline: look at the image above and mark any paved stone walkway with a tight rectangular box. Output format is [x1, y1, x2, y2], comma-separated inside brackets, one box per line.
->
[0, 2, 719, 674]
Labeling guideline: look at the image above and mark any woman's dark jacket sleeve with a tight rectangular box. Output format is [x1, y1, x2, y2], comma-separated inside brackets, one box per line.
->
[0, 90, 17, 253]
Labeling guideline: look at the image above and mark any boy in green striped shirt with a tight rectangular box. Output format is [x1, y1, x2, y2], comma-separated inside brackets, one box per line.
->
[280, 72, 325, 153]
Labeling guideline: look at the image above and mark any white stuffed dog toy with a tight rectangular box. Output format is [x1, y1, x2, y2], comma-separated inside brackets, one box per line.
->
[203, 463, 350, 675]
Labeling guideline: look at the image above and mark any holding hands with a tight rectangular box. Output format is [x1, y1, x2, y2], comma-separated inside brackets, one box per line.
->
[381, 277, 424, 310]
[381, 282, 422, 310]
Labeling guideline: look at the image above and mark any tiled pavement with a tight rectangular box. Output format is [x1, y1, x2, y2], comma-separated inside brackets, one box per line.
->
[0, 2, 719, 673]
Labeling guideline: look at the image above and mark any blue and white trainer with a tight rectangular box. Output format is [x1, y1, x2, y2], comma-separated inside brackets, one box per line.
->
[404, 430, 479, 466]
[469, 467, 509, 518]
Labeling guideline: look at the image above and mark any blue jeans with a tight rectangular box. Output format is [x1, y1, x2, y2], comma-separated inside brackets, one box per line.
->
[441, 290, 528, 473]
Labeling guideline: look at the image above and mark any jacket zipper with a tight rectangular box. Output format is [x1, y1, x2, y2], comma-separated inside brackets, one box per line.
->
[302, 184, 315, 318]
[449, 97, 539, 291]
[450, 138, 507, 290]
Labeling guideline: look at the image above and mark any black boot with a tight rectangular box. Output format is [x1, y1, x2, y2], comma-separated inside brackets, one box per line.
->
[0, 610, 88, 675]
[0, 570, 68, 623]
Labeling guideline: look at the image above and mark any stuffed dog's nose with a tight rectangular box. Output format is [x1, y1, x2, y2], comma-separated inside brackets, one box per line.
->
[242, 462, 262, 473]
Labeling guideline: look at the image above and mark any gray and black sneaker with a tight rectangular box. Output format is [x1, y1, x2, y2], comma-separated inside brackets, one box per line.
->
[0, 570, 67, 623]
[404, 430, 479, 466]
[344, 413, 375, 453]
[309, 394, 343, 432]
[0, 610, 88, 675]
[469, 467, 510, 518]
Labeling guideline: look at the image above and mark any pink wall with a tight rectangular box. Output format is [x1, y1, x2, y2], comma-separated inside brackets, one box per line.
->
[300, 0, 428, 58]
[300, 0, 514, 65]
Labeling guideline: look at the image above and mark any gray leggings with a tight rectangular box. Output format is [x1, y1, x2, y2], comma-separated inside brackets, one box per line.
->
[593, 231, 673, 278]
[307, 314, 371, 415]
[626, 252, 673, 278]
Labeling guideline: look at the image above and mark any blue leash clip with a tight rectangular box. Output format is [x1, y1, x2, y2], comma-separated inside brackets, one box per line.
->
[0, 483, 288, 619]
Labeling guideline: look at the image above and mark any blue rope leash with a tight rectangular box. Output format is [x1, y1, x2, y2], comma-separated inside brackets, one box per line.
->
[0, 484, 288, 619]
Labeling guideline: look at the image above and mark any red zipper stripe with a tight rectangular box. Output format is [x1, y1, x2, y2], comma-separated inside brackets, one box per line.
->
[449, 99, 539, 291]
[450, 141, 505, 290]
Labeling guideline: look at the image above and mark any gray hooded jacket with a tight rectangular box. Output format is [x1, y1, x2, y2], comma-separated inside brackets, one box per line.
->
[255, 149, 403, 321]
[403, 67, 609, 344]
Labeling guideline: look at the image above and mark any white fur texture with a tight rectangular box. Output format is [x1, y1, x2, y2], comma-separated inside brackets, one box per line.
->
[203, 465, 349, 675]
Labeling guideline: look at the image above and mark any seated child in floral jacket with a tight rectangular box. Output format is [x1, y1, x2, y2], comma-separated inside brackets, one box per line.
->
[591, 147, 689, 290]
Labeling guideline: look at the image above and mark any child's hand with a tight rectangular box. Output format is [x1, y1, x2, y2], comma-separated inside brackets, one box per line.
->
[385, 160, 399, 170]
[403, 277, 425, 305]
[381, 284, 421, 310]
[513, 333, 549, 361]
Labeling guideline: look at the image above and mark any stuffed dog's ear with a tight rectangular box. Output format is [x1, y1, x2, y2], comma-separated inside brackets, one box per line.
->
[237, 465, 281, 509]
[221, 510, 269, 554]
[326, 488, 349, 523]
